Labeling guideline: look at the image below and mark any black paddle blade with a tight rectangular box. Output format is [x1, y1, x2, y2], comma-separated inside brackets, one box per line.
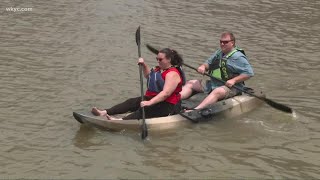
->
[135, 26, 140, 46]
[264, 98, 293, 114]
[146, 44, 159, 54]
[141, 123, 148, 139]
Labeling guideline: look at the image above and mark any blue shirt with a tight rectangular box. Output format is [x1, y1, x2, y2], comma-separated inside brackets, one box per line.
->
[204, 48, 254, 92]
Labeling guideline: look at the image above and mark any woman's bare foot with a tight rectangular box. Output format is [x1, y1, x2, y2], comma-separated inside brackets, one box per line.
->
[92, 107, 122, 120]
[91, 107, 107, 116]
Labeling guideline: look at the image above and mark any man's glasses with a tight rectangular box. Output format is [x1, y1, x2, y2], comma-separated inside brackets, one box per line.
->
[156, 57, 163, 61]
[220, 40, 233, 44]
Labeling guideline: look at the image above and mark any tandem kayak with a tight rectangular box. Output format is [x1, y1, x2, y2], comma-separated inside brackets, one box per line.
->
[72, 89, 265, 132]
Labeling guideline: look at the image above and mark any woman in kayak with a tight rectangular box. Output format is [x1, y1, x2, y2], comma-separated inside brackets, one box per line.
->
[91, 48, 185, 120]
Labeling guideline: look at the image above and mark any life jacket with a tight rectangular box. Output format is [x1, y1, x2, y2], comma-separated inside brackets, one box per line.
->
[145, 66, 185, 104]
[146, 66, 164, 93]
[208, 48, 246, 81]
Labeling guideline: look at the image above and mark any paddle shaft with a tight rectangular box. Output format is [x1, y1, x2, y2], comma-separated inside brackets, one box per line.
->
[183, 63, 260, 96]
[136, 26, 148, 139]
[138, 65, 145, 118]
[137, 31, 143, 101]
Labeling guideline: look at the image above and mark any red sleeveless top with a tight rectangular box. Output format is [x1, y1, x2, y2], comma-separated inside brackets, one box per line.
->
[145, 67, 182, 104]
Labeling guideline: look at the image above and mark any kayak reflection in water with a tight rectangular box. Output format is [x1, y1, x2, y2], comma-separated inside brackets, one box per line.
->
[92, 48, 186, 120]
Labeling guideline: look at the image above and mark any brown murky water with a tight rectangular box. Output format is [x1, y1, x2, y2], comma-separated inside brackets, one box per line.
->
[0, 0, 319, 178]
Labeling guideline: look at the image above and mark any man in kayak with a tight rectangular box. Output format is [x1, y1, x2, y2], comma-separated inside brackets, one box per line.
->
[180, 32, 254, 110]
[91, 48, 186, 120]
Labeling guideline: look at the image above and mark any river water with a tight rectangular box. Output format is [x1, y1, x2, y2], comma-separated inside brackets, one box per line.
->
[1, 0, 319, 179]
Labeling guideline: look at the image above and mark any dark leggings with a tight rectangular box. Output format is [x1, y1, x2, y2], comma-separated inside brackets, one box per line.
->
[106, 96, 181, 120]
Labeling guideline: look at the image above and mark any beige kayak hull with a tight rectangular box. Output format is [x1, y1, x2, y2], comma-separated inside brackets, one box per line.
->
[73, 91, 265, 132]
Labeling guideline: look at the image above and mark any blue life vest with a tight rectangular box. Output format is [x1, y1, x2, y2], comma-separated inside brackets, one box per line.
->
[147, 66, 186, 93]
[147, 67, 164, 93]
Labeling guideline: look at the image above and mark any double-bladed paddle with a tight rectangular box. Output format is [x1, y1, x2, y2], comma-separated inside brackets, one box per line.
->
[135, 26, 148, 139]
[146, 44, 293, 114]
